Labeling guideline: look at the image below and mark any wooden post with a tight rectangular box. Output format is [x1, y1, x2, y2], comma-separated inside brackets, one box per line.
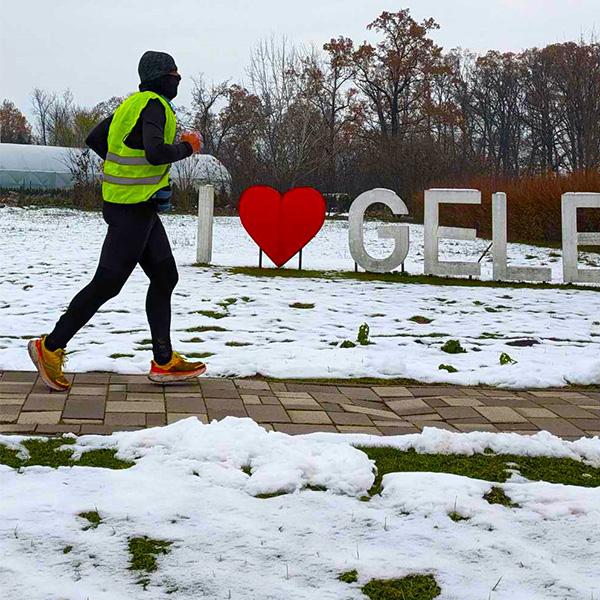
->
[196, 185, 214, 264]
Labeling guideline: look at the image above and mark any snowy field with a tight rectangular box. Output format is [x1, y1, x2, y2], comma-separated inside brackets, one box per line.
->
[1, 419, 599, 599]
[2, 206, 600, 387]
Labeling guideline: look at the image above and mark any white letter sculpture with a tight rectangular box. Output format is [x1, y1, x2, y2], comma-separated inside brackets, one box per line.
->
[424, 188, 481, 277]
[348, 188, 409, 273]
[561, 192, 600, 284]
[492, 192, 551, 282]
[196, 184, 214, 264]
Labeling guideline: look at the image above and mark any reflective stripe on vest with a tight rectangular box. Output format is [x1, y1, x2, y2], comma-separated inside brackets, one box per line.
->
[105, 152, 151, 166]
[102, 91, 177, 204]
[102, 172, 166, 186]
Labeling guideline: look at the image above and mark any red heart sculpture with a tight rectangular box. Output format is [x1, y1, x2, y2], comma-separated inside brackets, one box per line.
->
[239, 186, 326, 267]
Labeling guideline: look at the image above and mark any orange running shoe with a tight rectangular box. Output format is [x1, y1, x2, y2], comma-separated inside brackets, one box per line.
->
[28, 335, 71, 391]
[148, 351, 207, 383]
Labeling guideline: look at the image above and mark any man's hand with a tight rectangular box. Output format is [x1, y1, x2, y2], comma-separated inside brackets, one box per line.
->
[181, 131, 203, 154]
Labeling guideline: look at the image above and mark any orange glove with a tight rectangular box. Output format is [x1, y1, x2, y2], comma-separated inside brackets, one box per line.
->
[181, 131, 203, 154]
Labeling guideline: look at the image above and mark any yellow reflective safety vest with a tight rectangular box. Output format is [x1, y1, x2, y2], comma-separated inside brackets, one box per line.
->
[102, 91, 177, 204]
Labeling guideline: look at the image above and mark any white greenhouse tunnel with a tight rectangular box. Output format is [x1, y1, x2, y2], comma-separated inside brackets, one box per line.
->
[0, 143, 231, 191]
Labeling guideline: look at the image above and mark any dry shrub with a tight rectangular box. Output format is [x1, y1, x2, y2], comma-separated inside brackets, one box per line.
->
[412, 171, 600, 243]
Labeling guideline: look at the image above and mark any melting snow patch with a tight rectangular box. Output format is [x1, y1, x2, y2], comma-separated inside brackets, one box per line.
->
[0, 420, 599, 599]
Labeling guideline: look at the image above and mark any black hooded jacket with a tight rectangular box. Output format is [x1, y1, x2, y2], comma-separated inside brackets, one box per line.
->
[85, 78, 192, 166]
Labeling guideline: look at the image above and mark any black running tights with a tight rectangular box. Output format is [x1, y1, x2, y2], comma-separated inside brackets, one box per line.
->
[45, 200, 179, 365]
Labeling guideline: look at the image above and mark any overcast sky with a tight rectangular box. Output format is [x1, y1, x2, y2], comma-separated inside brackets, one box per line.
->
[1, 0, 598, 119]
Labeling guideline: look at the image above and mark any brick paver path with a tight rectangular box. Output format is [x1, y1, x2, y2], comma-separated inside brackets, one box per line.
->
[2, 370, 600, 439]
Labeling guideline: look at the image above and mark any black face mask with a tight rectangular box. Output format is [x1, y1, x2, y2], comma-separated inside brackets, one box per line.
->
[140, 73, 181, 100]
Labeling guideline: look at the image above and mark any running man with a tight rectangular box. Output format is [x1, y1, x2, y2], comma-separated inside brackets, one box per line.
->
[29, 50, 207, 390]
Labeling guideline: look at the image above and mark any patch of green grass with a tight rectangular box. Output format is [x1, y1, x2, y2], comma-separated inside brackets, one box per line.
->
[21, 438, 76, 467]
[479, 332, 503, 339]
[358, 447, 600, 496]
[183, 337, 204, 343]
[357, 323, 370, 346]
[484, 486, 520, 508]
[225, 341, 252, 347]
[409, 315, 433, 324]
[137, 338, 153, 345]
[184, 325, 227, 333]
[340, 340, 357, 349]
[79, 510, 102, 530]
[339, 569, 358, 584]
[62, 545, 73, 554]
[191, 310, 227, 319]
[289, 302, 315, 309]
[241, 465, 252, 476]
[254, 490, 289, 499]
[217, 297, 238, 308]
[448, 511, 470, 522]
[226, 266, 600, 293]
[441, 339, 466, 354]
[338, 323, 372, 348]
[75, 449, 134, 470]
[438, 364, 458, 373]
[0, 437, 134, 470]
[109, 353, 134, 359]
[362, 574, 441, 600]
[499, 352, 517, 365]
[0, 444, 21, 468]
[304, 484, 327, 492]
[184, 352, 214, 359]
[128, 536, 173, 589]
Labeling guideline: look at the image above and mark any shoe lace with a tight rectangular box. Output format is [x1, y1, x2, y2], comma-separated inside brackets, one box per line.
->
[55, 348, 68, 368]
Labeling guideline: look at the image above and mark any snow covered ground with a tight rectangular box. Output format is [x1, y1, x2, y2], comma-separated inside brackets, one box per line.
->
[2, 206, 600, 387]
[1, 419, 599, 599]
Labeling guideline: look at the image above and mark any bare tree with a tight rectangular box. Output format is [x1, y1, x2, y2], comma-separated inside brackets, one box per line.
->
[247, 37, 324, 188]
[94, 96, 124, 119]
[31, 88, 56, 145]
[521, 47, 562, 172]
[550, 41, 600, 171]
[351, 10, 443, 140]
[47, 90, 76, 146]
[191, 76, 229, 154]
[299, 38, 357, 192]
[63, 147, 102, 208]
[468, 51, 526, 177]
